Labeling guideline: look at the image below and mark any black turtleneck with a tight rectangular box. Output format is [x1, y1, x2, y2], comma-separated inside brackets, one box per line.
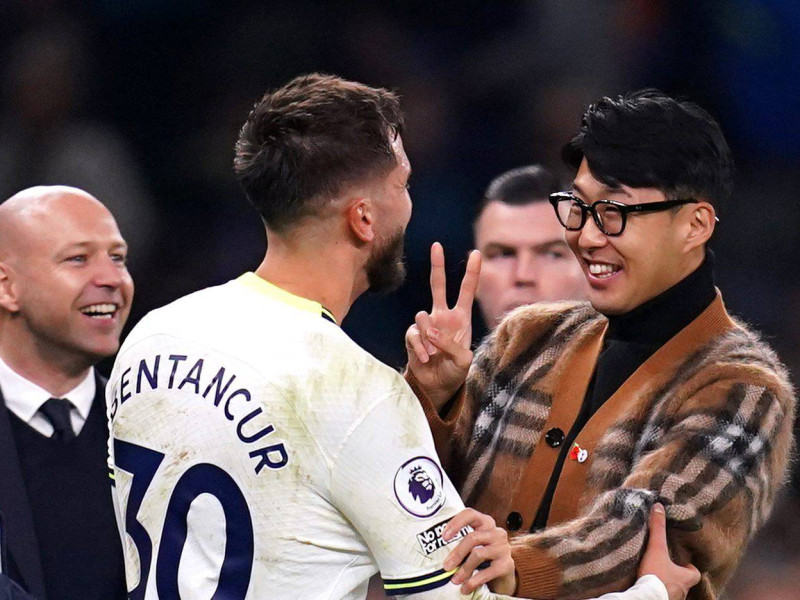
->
[531, 252, 717, 531]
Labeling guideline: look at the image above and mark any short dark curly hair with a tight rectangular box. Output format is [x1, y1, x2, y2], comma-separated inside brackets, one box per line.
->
[562, 89, 734, 210]
[234, 73, 404, 232]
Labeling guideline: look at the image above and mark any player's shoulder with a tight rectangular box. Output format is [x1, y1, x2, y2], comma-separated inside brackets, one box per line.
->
[127, 280, 235, 329]
[291, 326, 409, 415]
[121, 274, 333, 348]
[272, 317, 412, 444]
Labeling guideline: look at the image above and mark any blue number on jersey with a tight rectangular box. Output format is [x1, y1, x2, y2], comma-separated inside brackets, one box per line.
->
[115, 439, 164, 600]
[114, 439, 255, 599]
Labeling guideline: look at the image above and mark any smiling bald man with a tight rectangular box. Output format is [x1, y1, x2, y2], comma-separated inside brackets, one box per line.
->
[0, 186, 130, 599]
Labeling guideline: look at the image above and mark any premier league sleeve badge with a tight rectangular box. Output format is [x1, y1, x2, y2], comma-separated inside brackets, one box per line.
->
[393, 456, 446, 518]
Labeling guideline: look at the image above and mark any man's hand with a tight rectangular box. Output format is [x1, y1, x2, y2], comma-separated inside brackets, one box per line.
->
[639, 504, 701, 600]
[405, 243, 481, 410]
[441, 508, 516, 596]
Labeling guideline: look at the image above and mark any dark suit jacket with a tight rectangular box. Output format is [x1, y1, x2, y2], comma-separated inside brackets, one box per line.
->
[0, 372, 107, 600]
[0, 575, 36, 600]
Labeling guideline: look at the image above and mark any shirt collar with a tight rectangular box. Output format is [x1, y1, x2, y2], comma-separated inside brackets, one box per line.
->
[0, 355, 96, 421]
[236, 272, 338, 324]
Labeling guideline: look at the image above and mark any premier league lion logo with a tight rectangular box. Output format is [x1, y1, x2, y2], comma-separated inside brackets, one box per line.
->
[394, 456, 446, 518]
[408, 466, 435, 503]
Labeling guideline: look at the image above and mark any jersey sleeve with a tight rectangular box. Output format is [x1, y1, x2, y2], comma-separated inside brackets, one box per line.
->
[327, 380, 479, 598]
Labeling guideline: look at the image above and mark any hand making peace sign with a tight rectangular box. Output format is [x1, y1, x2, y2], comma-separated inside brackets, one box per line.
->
[405, 242, 481, 411]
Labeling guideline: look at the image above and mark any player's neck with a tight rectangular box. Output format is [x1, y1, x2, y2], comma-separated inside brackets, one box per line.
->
[256, 238, 364, 324]
[0, 326, 93, 396]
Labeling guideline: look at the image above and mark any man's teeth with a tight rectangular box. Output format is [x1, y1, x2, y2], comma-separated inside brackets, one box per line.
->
[588, 263, 620, 277]
[80, 303, 117, 318]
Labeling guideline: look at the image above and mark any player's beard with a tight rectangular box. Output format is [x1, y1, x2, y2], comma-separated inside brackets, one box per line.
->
[366, 228, 406, 294]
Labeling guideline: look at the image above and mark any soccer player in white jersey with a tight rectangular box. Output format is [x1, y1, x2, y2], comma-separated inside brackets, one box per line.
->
[107, 74, 699, 600]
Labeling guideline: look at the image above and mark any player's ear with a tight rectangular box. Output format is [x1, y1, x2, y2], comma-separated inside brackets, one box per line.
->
[683, 200, 715, 252]
[0, 261, 20, 312]
[346, 197, 375, 243]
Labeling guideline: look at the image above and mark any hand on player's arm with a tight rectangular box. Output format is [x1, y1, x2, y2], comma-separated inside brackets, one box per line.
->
[638, 504, 700, 600]
[405, 243, 481, 411]
[409, 503, 697, 600]
[440, 508, 516, 596]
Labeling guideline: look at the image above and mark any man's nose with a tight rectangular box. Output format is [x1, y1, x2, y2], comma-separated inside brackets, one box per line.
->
[92, 256, 125, 288]
[577, 216, 608, 251]
[514, 252, 538, 285]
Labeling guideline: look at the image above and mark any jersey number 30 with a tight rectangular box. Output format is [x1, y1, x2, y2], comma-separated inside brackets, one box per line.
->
[114, 439, 255, 599]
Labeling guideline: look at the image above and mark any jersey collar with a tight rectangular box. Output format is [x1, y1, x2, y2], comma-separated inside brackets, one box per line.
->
[236, 272, 338, 325]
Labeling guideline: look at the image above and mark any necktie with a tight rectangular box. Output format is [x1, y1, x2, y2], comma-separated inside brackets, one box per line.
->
[39, 398, 76, 442]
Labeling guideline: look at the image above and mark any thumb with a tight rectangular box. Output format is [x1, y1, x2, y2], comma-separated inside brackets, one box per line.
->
[646, 503, 668, 554]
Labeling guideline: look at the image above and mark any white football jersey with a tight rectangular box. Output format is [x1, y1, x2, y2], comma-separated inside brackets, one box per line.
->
[107, 273, 666, 600]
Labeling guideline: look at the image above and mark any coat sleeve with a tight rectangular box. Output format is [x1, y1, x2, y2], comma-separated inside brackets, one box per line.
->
[404, 317, 516, 486]
[510, 377, 796, 600]
[404, 369, 471, 478]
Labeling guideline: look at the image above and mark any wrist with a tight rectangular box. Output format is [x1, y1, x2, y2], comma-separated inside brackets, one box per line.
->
[488, 572, 517, 596]
[403, 368, 457, 411]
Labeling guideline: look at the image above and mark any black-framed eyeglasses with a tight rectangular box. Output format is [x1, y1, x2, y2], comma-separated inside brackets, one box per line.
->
[548, 192, 703, 236]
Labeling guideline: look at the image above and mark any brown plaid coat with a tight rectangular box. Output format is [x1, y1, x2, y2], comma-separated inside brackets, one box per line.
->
[407, 293, 795, 600]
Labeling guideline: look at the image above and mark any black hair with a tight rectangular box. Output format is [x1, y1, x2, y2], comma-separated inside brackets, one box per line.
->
[562, 89, 733, 209]
[475, 164, 561, 222]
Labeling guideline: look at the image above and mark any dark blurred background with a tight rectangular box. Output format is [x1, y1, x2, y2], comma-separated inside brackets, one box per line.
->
[1, 1, 798, 598]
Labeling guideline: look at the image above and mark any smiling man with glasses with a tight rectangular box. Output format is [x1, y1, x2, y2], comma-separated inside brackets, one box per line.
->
[404, 89, 796, 600]
[549, 193, 702, 237]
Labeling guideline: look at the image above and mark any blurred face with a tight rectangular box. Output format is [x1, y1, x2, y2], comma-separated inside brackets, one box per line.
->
[1, 193, 134, 366]
[566, 159, 695, 315]
[475, 200, 588, 327]
[366, 134, 412, 294]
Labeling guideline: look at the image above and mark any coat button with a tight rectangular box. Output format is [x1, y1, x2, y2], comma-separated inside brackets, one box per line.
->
[545, 427, 565, 448]
[506, 511, 523, 531]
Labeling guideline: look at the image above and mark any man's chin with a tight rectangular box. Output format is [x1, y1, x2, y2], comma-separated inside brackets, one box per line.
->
[587, 291, 628, 316]
[77, 337, 121, 362]
[365, 228, 407, 294]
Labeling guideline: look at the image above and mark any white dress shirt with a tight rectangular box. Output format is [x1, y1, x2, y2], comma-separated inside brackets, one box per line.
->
[0, 355, 95, 437]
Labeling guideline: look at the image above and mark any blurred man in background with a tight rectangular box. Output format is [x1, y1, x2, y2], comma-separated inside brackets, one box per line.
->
[473, 165, 588, 329]
[0, 186, 130, 599]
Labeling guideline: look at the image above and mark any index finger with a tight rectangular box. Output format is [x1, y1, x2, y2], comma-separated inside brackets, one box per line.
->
[430, 242, 448, 311]
[455, 250, 482, 312]
[443, 507, 489, 540]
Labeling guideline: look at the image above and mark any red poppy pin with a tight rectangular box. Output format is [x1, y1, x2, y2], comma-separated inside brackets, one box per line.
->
[569, 443, 589, 463]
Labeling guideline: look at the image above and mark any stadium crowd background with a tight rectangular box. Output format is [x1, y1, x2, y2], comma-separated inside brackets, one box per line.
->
[1, 1, 798, 598]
